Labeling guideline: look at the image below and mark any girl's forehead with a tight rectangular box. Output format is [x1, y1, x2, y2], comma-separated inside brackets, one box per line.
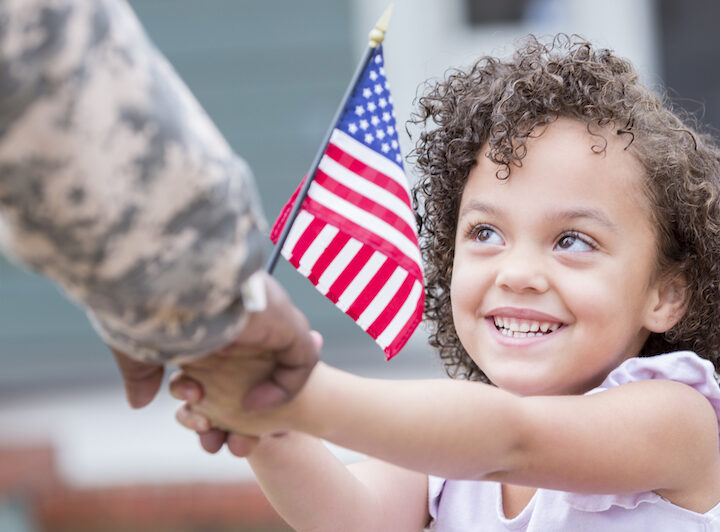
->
[459, 119, 651, 220]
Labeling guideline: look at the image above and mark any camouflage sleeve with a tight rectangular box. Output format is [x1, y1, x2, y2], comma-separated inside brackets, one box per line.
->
[0, 0, 266, 364]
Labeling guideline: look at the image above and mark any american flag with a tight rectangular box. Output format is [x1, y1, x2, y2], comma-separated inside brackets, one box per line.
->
[270, 45, 424, 359]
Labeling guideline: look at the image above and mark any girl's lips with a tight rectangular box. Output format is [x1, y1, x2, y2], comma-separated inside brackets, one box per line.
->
[484, 306, 564, 324]
[483, 307, 566, 347]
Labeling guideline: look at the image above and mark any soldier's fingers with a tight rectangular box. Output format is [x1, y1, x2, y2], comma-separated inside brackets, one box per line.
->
[226, 433, 260, 457]
[243, 330, 319, 411]
[111, 348, 164, 409]
[310, 330, 324, 351]
[198, 428, 229, 454]
[263, 309, 319, 408]
[169, 371, 203, 402]
[242, 380, 290, 411]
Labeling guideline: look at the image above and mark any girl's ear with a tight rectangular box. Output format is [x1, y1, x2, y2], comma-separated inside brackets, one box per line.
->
[644, 271, 689, 333]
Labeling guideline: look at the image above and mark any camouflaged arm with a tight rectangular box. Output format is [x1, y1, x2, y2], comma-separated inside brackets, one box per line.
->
[0, 0, 266, 363]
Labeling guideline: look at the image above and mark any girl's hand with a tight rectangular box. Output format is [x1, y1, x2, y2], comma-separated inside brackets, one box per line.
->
[172, 377, 261, 457]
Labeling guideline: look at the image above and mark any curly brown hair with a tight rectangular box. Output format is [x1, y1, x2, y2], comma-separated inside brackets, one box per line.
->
[409, 34, 720, 382]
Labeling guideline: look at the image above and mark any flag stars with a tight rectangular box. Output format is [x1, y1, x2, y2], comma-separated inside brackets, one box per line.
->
[341, 51, 403, 163]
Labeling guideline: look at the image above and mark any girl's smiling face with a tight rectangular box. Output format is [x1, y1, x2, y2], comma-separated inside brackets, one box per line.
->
[451, 118, 676, 396]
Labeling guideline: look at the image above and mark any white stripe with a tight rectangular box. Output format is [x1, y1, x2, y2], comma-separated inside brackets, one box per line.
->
[308, 183, 422, 267]
[376, 280, 423, 349]
[330, 129, 408, 189]
[336, 251, 386, 312]
[318, 155, 417, 236]
[281, 210, 314, 259]
[356, 267, 408, 330]
[298, 224, 339, 276]
[316, 238, 363, 295]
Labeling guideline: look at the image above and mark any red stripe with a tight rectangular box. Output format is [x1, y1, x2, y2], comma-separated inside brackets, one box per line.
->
[289, 217, 325, 268]
[345, 258, 395, 320]
[308, 232, 351, 286]
[367, 273, 415, 339]
[326, 244, 374, 304]
[325, 142, 412, 208]
[302, 197, 423, 283]
[270, 176, 307, 243]
[383, 291, 425, 360]
[314, 169, 417, 243]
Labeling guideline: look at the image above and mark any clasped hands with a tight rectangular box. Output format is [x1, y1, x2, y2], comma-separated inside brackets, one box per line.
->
[171, 330, 323, 458]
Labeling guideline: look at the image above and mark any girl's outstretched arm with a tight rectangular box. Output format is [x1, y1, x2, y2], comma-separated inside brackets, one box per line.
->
[181, 360, 720, 513]
[298, 365, 720, 509]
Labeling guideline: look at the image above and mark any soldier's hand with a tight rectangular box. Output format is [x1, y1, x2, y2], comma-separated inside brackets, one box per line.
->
[195, 272, 319, 411]
[111, 348, 165, 409]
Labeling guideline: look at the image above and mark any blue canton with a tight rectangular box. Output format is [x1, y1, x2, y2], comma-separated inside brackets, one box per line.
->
[337, 46, 404, 168]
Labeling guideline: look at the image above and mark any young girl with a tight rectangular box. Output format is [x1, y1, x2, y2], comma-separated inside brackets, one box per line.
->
[171, 35, 720, 530]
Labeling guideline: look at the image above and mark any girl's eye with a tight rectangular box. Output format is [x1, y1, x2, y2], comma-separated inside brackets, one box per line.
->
[555, 232, 595, 252]
[470, 225, 504, 245]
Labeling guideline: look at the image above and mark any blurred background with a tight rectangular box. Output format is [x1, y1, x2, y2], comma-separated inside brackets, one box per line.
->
[1, 0, 718, 530]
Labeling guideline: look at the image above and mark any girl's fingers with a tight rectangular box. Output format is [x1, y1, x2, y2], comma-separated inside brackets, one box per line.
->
[169, 371, 203, 402]
[226, 433, 260, 457]
[175, 403, 211, 432]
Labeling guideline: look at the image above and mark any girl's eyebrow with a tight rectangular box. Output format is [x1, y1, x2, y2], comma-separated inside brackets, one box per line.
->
[547, 208, 619, 233]
[458, 200, 498, 219]
[459, 200, 619, 233]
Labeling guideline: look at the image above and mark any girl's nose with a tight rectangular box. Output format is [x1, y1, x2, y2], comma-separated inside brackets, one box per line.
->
[494, 250, 550, 294]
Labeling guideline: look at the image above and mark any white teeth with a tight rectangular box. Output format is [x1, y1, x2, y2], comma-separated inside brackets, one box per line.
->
[493, 316, 562, 336]
[499, 330, 544, 338]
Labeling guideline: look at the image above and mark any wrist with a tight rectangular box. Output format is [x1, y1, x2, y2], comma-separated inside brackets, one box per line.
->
[248, 430, 306, 462]
[275, 361, 336, 436]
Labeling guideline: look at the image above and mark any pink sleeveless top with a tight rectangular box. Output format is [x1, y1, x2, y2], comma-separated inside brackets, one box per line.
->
[428, 351, 720, 531]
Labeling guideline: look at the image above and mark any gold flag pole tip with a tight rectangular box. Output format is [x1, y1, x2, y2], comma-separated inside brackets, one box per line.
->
[368, 4, 393, 48]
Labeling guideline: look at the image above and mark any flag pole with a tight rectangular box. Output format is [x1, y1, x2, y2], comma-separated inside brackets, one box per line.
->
[265, 4, 394, 274]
